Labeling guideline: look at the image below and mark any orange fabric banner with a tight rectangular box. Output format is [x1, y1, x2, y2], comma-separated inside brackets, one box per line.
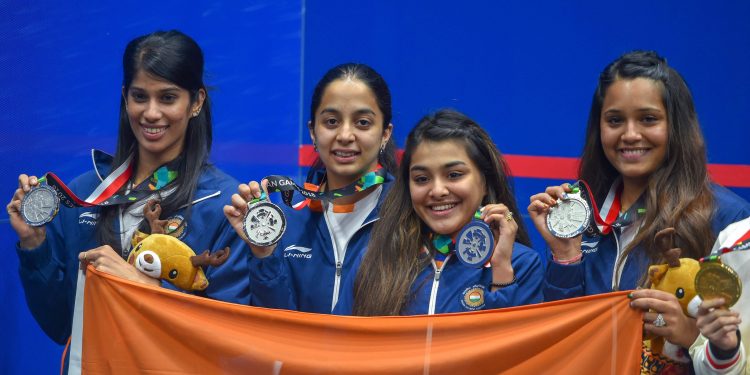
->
[80, 266, 642, 374]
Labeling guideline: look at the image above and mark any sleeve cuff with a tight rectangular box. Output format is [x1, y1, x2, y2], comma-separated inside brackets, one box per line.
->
[545, 256, 584, 289]
[16, 239, 53, 270]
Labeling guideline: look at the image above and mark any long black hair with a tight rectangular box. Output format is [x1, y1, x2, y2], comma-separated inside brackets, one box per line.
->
[96, 30, 212, 252]
[579, 50, 714, 287]
[308, 63, 397, 175]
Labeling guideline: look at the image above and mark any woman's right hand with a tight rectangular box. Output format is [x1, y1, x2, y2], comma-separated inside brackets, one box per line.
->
[223, 179, 277, 258]
[527, 183, 582, 262]
[696, 298, 741, 352]
[7, 174, 47, 249]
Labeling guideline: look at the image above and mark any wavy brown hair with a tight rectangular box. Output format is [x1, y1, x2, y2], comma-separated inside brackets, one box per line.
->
[352, 109, 530, 316]
[579, 51, 714, 288]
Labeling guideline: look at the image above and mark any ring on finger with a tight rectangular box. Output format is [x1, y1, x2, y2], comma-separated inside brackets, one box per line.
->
[653, 313, 667, 328]
[505, 211, 514, 222]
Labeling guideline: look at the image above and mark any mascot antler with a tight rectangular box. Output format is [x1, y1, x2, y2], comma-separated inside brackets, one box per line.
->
[143, 200, 168, 234]
[654, 227, 681, 268]
[191, 247, 231, 268]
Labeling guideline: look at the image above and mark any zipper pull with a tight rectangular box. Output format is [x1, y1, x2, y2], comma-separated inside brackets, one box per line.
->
[434, 269, 441, 282]
[336, 261, 342, 277]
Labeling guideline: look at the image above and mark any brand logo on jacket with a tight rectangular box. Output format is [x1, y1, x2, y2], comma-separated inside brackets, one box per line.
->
[460, 285, 486, 310]
[78, 211, 99, 226]
[581, 238, 600, 254]
[284, 245, 312, 259]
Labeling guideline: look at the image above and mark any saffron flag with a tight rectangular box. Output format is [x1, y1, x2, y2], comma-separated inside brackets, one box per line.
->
[73, 267, 642, 374]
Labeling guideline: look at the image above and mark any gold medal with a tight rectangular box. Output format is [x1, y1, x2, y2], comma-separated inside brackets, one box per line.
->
[695, 262, 742, 307]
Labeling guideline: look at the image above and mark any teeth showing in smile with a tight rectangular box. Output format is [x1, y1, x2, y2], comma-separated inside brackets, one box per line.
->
[334, 151, 357, 157]
[144, 126, 166, 135]
[621, 148, 647, 156]
[431, 204, 456, 211]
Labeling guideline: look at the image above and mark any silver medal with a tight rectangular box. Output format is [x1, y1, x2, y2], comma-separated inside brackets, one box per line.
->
[243, 200, 286, 247]
[546, 192, 591, 238]
[456, 220, 495, 268]
[20, 184, 60, 227]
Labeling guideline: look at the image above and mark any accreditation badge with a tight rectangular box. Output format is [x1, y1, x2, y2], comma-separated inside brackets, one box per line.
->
[243, 197, 286, 247]
[20, 184, 60, 227]
[455, 219, 495, 268]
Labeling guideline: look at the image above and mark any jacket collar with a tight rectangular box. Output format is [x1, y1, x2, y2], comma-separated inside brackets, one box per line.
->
[89, 149, 221, 205]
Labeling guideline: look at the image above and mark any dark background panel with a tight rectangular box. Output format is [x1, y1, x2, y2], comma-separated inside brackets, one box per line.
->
[0, 2, 301, 374]
[2, 1, 749, 373]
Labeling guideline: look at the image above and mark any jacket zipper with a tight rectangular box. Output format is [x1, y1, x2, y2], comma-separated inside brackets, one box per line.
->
[428, 255, 451, 315]
[329, 216, 380, 312]
[610, 228, 628, 291]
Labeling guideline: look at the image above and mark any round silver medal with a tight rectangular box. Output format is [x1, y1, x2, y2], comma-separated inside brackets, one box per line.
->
[456, 220, 495, 268]
[546, 192, 591, 238]
[20, 184, 60, 227]
[243, 200, 286, 247]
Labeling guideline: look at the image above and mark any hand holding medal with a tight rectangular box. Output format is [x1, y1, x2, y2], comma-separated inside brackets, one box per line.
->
[695, 256, 742, 309]
[527, 183, 584, 262]
[7, 174, 50, 249]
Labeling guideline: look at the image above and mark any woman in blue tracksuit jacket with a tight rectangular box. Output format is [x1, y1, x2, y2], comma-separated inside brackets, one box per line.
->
[224, 63, 399, 313]
[528, 51, 750, 353]
[7, 30, 249, 345]
[336, 109, 543, 316]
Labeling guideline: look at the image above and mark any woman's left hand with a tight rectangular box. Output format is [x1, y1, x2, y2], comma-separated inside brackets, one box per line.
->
[79, 245, 160, 286]
[629, 289, 700, 348]
[480, 204, 517, 284]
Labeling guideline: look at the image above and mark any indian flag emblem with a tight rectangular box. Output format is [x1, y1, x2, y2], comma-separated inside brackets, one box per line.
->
[461, 285, 485, 310]
[165, 215, 187, 239]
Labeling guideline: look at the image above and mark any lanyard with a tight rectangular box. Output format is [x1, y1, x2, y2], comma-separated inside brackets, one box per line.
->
[44, 154, 179, 209]
[263, 166, 387, 212]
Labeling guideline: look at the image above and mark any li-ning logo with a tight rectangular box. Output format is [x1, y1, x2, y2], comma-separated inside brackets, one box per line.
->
[78, 212, 98, 226]
[581, 239, 600, 254]
[284, 245, 312, 259]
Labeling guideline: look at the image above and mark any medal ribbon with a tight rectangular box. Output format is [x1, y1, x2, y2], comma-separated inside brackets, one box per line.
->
[43, 155, 179, 209]
[577, 180, 621, 235]
[263, 166, 387, 211]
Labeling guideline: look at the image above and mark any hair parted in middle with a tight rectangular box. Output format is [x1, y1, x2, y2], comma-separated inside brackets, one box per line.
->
[579, 50, 714, 288]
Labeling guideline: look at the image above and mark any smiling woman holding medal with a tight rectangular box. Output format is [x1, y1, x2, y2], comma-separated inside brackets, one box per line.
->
[6, 30, 249, 345]
[527, 51, 750, 366]
[224, 63, 398, 313]
[333, 109, 543, 316]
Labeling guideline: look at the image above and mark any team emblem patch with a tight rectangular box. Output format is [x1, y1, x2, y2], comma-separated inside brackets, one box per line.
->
[165, 215, 187, 239]
[461, 285, 486, 310]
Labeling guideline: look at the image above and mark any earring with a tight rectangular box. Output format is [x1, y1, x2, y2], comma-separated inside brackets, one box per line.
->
[313, 142, 318, 152]
[192, 108, 201, 118]
[379, 144, 385, 156]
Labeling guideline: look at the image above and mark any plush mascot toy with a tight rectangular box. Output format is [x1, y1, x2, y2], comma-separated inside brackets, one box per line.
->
[126, 200, 229, 291]
[641, 227, 700, 375]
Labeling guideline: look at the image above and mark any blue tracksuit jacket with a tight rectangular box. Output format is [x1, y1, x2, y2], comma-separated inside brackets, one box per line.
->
[544, 184, 750, 301]
[15, 150, 249, 344]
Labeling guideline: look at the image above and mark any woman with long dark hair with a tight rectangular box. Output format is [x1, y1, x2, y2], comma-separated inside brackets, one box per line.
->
[224, 63, 398, 313]
[334, 109, 543, 316]
[7, 30, 249, 345]
[528, 50, 750, 360]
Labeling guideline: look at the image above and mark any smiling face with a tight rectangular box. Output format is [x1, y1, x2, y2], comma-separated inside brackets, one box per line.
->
[600, 78, 669, 189]
[125, 70, 204, 166]
[309, 78, 392, 190]
[408, 140, 486, 237]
